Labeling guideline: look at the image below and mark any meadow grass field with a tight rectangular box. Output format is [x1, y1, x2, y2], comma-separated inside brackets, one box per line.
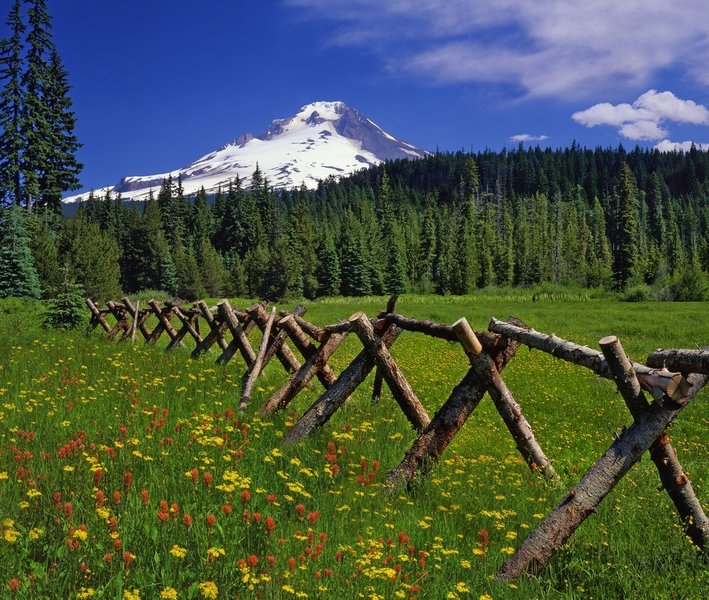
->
[0, 295, 707, 599]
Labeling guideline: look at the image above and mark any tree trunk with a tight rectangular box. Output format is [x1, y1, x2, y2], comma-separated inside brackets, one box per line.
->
[215, 300, 256, 366]
[240, 306, 276, 410]
[647, 348, 709, 375]
[453, 317, 557, 479]
[489, 318, 690, 403]
[147, 300, 181, 346]
[248, 304, 301, 373]
[284, 325, 402, 444]
[169, 307, 203, 350]
[259, 320, 347, 416]
[259, 305, 306, 375]
[191, 300, 228, 358]
[386, 323, 520, 488]
[85, 298, 112, 335]
[496, 370, 708, 582]
[600, 336, 708, 550]
[350, 312, 429, 431]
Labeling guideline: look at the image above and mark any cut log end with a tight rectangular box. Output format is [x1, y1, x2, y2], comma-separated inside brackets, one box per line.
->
[452, 317, 483, 357]
[598, 335, 619, 346]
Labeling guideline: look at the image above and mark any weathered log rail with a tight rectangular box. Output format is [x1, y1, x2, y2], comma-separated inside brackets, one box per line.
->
[86, 296, 707, 582]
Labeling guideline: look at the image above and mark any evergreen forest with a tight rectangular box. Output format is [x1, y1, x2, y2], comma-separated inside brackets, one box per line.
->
[3, 145, 708, 303]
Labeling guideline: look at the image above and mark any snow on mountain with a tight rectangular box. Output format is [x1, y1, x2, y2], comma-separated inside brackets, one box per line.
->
[63, 101, 428, 203]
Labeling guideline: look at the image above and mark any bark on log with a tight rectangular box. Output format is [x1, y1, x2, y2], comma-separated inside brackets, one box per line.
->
[283, 326, 402, 444]
[85, 298, 112, 334]
[489, 318, 690, 403]
[350, 312, 430, 431]
[122, 297, 151, 342]
[190, 300, 229, 358]
[216, 300, 256, 366]
[293, 315, 326, 343]
[454, 318, 557, 479]
[386, 320, 522, 489]
[371, 296, 399, 402]
[259, 320, 347, 416]
[106, 301, 130, 340]
[277, 314, 339, 388]
[647, 348, 709, 375]
[600, 336, 708, 550]
[169, 307, 203, 350]
[147, 300, 182, 348]
[259, 305, 306, 375]
[496, 370, 709, 582]
[248, 304, 301, 373]
[240, 306, 276, 410]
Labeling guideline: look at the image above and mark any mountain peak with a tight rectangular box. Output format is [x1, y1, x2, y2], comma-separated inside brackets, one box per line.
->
[64, 101, 428, 203]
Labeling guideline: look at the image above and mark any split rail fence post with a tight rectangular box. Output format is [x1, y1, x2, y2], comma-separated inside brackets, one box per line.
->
[600, 336, 708, 549]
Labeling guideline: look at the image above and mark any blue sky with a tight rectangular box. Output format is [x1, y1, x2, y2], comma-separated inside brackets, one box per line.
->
[34, 0, 709, 192]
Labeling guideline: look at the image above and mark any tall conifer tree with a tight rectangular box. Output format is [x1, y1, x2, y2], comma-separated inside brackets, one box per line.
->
[0, 0, 25, 206]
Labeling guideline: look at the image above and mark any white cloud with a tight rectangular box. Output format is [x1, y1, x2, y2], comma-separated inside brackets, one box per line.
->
[572, 90, 709, 141]
[285, 0, 709, 98]
[510, 134, 549, 142]
[655, 139, 709, 152]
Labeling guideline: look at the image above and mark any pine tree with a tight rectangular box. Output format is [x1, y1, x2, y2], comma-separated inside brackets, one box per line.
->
[0, 206, 41, 297]
[171, 232, 204, 300]
[20, 0, 55, 211]
[39, 47, 81, 210]
[0, 0, 25, 206]
[315, 232, 340, 297]
[27, 209, 60, 294]
[197, 236, 227, 297]
[58, 215, 121, 300]
[612, 163, 640, 291]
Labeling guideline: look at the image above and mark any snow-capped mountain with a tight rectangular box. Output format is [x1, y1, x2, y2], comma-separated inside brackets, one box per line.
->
[64, 101, 428, 203]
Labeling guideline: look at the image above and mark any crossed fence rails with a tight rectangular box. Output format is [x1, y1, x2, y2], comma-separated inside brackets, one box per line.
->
[86, 295, 709, 581]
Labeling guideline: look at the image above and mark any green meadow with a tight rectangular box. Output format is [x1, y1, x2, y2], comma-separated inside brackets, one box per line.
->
[0, 295, 707, 599]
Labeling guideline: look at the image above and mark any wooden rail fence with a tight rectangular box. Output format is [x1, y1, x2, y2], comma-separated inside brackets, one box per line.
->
[86, 296, 708, 582]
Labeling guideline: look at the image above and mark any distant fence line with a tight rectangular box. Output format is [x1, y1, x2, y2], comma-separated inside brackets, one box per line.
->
[86, 295, 709, 581]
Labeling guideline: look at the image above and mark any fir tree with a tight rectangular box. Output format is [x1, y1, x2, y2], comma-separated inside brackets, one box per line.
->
[58, 215, 121, 300]
[39, 47, 82, 210]
[0, 206, 41, 298]
[27, 209, 60, 294]
[0, 0, 25, 206]
[612, 163, 640, 291]
[315, 233, 340, 297]
[20, 0, 55, 210]
[44, 279, 84, 329]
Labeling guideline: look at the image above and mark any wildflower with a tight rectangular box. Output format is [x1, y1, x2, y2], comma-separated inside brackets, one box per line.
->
[183, 514, 193, 528]
[124, 471, 133, 489]
[170, 545, 188, 559]
[113, 491, 121, 504]
[456, 582, 470, 593]
[123, 551, 135, 568]
[307, 510, 320, 525]
[76, 588, 95, 599]
[240, 490, 251, 505]
[222, 503, 232, 515]
[207, 547, 226, 562]
[140, 489, 149, 505]
[124, 590, 141, 600]
[206, 513, 216, 528]
[265, 516, 276, 535]
[8, 578, 19, 593]
[198, 581, 218, 599]
[295, 504, 305, 518]
[160, 589, 178, 600]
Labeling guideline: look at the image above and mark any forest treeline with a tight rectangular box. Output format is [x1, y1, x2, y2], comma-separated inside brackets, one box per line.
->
[2, 144, 709, 302]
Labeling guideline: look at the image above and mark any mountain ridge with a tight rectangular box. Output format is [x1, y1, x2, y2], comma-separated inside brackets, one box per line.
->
[64, 101, 428, 203]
